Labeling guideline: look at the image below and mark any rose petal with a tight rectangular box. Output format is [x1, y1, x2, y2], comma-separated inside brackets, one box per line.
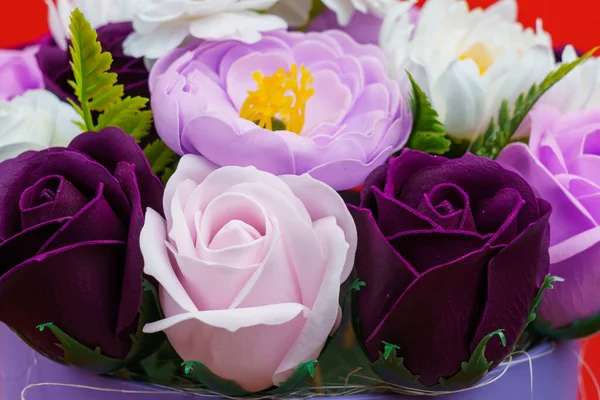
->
[0, 241, 131, 359]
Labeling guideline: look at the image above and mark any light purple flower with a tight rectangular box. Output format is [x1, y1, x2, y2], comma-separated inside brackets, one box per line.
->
[0, 47, 44, 101]
[150, 30, 412, 191]
[498, 105, 600, 328]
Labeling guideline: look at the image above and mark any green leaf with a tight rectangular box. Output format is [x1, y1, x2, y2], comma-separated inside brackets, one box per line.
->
[182, 361, 250, 397]
[405, 72, 451, 155]
[534, 314, 600, 340]
[437, 330, 506, 389]
[267, 360, 318, 395]
[96, 96, 153, 141]
[36, 323, 124, 374]
[471, 47, 599, 159]
[67, 9, 153, 140]
[144, 140, 177, 176]
[372, 342, 423, 388]
[68, 8, 122, 130]
[524, 275, 564, 329]
[372, 330, 506, 391]
[35, 278, 164, 375]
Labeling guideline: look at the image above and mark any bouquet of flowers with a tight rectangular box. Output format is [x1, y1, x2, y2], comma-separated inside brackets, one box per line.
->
[1, 0, 598, 398]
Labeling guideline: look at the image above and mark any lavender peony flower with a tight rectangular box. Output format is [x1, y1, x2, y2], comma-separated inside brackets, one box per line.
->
[0, 47, 44, 101]
[498, 105, 600, 333]
[150, 30, 412, 191]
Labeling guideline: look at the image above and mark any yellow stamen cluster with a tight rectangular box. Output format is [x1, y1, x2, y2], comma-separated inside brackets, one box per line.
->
[240, 63, 315, 135]
[459, 43, 495, 75]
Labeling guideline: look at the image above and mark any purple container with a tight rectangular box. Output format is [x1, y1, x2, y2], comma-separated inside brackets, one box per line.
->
[1, 323, 579, 400]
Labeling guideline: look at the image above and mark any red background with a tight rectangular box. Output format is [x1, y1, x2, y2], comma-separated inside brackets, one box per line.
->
[1, 0, 600, 398]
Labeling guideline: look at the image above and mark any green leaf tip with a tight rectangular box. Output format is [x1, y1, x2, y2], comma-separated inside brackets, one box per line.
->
[68, 8, 152, 140]
[471, 47, 599, 159]
[382, 341, 400, 360]
[525, 275, 564, 328]
[305, 360, 317, 378]
[37, 322, 53, 332]
[438, 329, 505, 389]
[406, 71, 451, 155]
[350, 279, 367, 292]
[34, 321, 124, 374]
[182, 361, 195, 375]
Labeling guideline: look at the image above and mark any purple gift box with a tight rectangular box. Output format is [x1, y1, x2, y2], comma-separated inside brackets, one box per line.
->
[1, 323, 579, 400]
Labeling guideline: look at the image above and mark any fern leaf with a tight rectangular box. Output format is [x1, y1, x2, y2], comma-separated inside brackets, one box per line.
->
[96, 96, 150, 138]
[68, 8, 123, 130]
[471, 47, 599, 158]
[144, 140, 177, 176]
[405, 72, 451, 155]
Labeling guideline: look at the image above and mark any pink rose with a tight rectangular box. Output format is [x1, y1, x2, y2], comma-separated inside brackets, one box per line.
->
[140, 155, 357, 392]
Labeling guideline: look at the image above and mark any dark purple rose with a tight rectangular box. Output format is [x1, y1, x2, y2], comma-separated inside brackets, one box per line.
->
[35, 23, 149, 102]
[0, 128, 163, 361]
[350, 149, 551, 386]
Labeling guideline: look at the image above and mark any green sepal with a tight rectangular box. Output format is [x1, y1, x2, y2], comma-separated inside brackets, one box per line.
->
[35, 278, 164, 375]
[437, 330, 506, 389]
[524, 275, 564, 330]
[36, 323, 124, 374]
[470, 47, 599, 159]
[372, 330, 506, 391]
[371, 343, 422, 388]
[266, 360, 318, 395]
[182, 358, 318, 396]
[182, 361, 250, 397]
[405, 71, 451, 155]
[533, 313, 600, 340]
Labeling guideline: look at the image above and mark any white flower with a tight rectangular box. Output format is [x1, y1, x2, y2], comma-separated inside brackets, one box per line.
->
[322, 0, 399, 25]
[123, 0, 288, 60]
[46, 0, 150, 50]
[0, 90, 82, 162]
[541, 45, 600, 112]
[381, 0, 555, 139]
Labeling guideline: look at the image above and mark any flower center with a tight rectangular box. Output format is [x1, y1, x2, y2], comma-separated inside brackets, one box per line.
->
[459, 43, 495, 75]
[240, 63, 315, 135]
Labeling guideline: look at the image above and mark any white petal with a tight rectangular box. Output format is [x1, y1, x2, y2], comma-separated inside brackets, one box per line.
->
[123, 23, 190, 59]
[431, 60, 486, 138]
[321, 0, 356, 26]
[188, 12, 287, 43]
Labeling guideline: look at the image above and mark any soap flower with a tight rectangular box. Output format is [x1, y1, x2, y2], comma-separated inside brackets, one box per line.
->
[498, 105, 600, 333]
[0, 47, 44, 101]
[380, 0, 554, 139]
[45, 0, 150, 50]
[0, 90, 81, 162]
[123, 0, 288, 60]
[351, 149, 551, 386]
[150, 30, 412, 191]
[140, 154, 357, 392]
[0, 128, 164, 363]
